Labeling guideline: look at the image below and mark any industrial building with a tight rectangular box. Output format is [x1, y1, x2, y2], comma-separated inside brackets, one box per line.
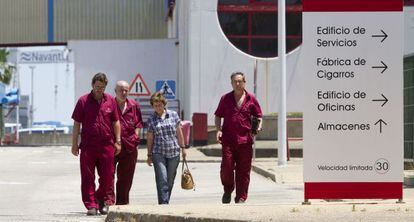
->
[0, 0, 413, 159]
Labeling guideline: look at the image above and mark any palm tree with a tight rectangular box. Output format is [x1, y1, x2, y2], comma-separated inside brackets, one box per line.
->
[0, 49, 15, 144]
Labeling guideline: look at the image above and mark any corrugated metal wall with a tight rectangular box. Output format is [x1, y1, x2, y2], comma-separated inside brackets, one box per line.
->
[54, 0, 167, 41]
[0, 0, 167, 44]
[0, 0, 48, 44]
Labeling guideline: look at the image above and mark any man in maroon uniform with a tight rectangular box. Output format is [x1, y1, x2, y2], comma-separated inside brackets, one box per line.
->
[71, 73, 121, 216]
[111, 80, 143, 205]
[214, 71, 263, 204]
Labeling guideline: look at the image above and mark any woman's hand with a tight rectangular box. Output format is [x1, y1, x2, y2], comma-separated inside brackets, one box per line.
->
[181, 148, 188, 160]
[146, 132, 154, 166]
[114, 143, 121, 156]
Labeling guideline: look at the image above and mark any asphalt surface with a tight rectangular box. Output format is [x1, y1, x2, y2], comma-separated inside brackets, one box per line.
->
[2, 145, 414, 221]
[0, 146, 301, 221]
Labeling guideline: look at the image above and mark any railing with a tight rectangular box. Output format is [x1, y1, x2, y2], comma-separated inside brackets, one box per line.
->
[286, 117, 303, 161]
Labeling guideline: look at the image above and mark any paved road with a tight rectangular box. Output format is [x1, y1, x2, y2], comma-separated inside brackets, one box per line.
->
[0, 146, 302, 221]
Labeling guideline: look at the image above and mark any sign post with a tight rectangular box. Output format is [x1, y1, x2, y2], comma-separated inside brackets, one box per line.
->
[302, 0, 403, 202]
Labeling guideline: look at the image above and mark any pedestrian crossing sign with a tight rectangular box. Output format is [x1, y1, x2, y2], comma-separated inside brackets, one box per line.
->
[156, 80, 176, 99]
[129, 73, 151, 97]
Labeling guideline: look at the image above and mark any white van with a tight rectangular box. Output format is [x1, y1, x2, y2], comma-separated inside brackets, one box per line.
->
[19, 126, 70, 134]
[4, 123, 21, 134]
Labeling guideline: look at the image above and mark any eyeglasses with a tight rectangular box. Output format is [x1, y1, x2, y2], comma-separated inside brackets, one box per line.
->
[232, 80, 245, 84]
[93, 85, 106, 90]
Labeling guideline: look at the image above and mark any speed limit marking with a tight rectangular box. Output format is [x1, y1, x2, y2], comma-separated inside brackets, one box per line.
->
[374, 158, 390, 174]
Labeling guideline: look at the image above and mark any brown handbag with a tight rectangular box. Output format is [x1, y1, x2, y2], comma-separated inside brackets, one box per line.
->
[181, 158, 195, 190]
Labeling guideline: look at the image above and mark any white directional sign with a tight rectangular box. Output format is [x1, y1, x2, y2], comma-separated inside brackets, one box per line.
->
[302, 0, 403, 199]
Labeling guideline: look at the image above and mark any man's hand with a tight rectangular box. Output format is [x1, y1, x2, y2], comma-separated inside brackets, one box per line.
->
[147, 156, 153, 166]
[257, 118, 263, 134]
[216, 130, 222, 144]
[114, 143, 121, 156]
[71, 144, 79, 156]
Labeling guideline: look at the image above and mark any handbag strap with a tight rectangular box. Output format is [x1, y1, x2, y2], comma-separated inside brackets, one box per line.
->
[182, 158, 189, 173]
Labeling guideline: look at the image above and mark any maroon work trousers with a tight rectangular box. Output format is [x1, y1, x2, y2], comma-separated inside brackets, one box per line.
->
[80, 144, 115, 210]
[111, 147, 138, 205]
[220, 143, 253, 202]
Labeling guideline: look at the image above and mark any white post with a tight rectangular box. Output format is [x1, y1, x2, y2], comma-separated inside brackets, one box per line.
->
[16, 105, 19, 142]
[16, 65, 20, 143]
[167, 0, 177, 38]
[29, 66, 35, 134]
[253, 59, 258, 161]
[278, 0, 287, 166]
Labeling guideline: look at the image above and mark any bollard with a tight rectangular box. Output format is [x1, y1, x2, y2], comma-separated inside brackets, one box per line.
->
[192, 113, 208, 146]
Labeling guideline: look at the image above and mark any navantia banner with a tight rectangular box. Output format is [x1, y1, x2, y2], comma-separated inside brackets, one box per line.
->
[302, 0, 403, 200]
[19, 50, 69, 64]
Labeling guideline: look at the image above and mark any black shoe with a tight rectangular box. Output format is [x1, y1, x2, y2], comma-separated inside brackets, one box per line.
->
[86, 208, 97, 216]
[222, 193, 231, 204]
[98, 200, 109, 215]
[99, 205, 109, 215]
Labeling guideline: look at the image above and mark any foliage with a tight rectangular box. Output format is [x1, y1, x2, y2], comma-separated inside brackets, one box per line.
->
[0, 48, 15, 145]
[0, 49, 14, 85]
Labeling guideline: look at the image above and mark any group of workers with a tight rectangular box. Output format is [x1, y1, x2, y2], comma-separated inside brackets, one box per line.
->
[71, 71, 262, 215]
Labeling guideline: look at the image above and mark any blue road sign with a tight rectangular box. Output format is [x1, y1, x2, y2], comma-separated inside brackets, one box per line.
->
[155, 80, 176, 100]
[1, 88, 19, 105]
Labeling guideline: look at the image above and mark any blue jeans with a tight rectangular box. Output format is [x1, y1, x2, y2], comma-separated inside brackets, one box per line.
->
[152, 154, 180, 204]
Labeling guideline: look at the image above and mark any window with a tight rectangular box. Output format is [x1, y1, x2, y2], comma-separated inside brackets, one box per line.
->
[404, 55, 414, 159]
[217, 0, 302, 58]
[405, 0, 414, 6]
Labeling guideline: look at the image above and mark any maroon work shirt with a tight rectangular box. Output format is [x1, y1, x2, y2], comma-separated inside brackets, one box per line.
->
[215, 90, 263, 145]
[72, 92, 119, 147]
[116, 98, 143, 151]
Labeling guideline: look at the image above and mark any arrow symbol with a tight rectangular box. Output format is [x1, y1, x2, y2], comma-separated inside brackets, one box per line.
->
[372, 94, 388, 107]
[372, 61, 388, 74]
[374, 119, 387, 133]
[372, 29, 388, 43]
[135, 82, 143, 93]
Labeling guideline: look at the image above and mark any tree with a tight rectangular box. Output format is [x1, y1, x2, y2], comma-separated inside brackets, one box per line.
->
[0, 49, 13, 84]
[0, 49, 15, 144]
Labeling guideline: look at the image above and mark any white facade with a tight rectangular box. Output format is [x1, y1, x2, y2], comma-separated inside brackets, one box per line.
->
[68, 2, 414, 125]
[177, 0, 304, 124]
[176, 1, 414, 125]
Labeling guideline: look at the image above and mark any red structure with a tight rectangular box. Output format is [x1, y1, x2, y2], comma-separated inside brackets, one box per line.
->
[192, 113, 208, 146]
[217, 0, 302, 58]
